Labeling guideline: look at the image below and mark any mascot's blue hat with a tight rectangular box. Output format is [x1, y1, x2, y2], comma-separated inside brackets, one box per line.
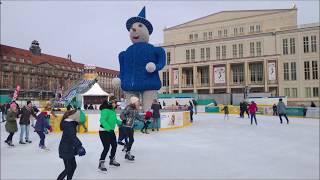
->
[126, 6, 153, 35]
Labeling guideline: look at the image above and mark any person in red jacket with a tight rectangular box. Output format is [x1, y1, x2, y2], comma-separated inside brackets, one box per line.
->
[141, 110, 152, 134]
[248, 101, 258, 125]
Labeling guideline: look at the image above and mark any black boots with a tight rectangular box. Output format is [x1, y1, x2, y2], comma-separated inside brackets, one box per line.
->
[125, 151, 135, 161]
[109, 157, 120, 167]
[5, 140, 14, 146]
[98, 160, 107, 171]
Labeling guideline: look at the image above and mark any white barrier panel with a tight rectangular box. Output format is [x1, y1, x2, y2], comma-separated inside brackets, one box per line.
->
[306, 107, 320, 119]
[197, 105, 205, 113]
[160, 112, 184, 129]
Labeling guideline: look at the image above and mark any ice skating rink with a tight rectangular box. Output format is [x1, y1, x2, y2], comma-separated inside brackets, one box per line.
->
[1, 113, 319, 179]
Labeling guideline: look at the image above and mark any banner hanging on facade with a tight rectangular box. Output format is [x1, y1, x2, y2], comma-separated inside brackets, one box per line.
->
[214, 67, 226, 84]
[268, 62, 276, 81]
[173, 70, 179, 85]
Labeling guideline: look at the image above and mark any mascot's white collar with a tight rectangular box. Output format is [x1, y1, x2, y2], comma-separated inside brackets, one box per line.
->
[36, 112, 41, 116]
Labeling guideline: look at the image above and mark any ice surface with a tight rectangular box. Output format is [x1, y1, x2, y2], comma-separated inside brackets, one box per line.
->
[1, 113, 319, 179]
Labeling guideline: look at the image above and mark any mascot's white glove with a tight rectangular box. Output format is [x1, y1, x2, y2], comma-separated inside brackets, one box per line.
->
[146, 62, 156, 73]
[112, 78, 121, 88]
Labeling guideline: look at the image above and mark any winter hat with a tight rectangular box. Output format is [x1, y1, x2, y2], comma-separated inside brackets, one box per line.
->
[126, 6, 153, 35]
[10, 103, 17, 109]
[130, 96, 139, 104]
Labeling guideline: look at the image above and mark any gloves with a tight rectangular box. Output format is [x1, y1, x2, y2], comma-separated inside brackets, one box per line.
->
[48, 126, 53, 132]
[77, 146, 86, 156]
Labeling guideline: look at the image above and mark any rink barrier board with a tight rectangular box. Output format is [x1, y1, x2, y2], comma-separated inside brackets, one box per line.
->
[51, 111, 192, 133]
[205, 105, 308, 117]
[50, 114, 89, 133]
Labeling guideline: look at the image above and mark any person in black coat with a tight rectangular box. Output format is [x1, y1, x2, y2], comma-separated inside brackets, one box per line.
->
[19, 101, 36, 144]
[57, 109, 86, 180]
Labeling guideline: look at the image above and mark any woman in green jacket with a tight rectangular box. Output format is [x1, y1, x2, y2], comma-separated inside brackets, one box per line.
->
[98, 97, 122, 172]
[5, 103, 18, 146]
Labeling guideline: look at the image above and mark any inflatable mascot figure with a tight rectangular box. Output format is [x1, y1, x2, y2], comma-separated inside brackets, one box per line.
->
[113, 7, 165, 111]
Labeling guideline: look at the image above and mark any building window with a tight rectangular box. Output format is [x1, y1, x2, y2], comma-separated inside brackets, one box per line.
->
[203, 32, 207, 40]
[216, 46, 220, 60]
[284, 63, 289, 81]
[303, 36, 309, 53]
[206, 47, 210, 60]
[3, 74, 9, 88]
[239, 44, 243, 58]
[232, 44, 237, 58]
[200, 48, 205, 60]
[256, 42, 261, 56]
[256, 25, 261, 32]
[239, 27, 244, 34]
[311, 35, 317, 52]
[208, 32, 213, 39]
[290, 38, 295, 54]
[191, 49, 195, 61]
[250, 42, 255, 56]
[291, 88, 297, 98]
[250, 25, 254, 33]
[291, 62, 297, 80]
[312, 61, 318, 79]
[284, 88, 290, 97]
[166, 52, 171, 65]
[194, 34, 198, 40]
[223, 29, 227, 37]
[218, 30, 222, 38]
[189, 34, 193, 41]
[305, 87, 311, 97]
[249, 63, 263, 83]
[283, 39, 288, 55]
[162, 72, 169, 87]
[313, 87, 319, 97]
[234, 28, 238, 36]
[231, 64, 244, 84]
[222, 45, 226, 59]
[304, 61, 310, 80]
[186, 49, 190, 62]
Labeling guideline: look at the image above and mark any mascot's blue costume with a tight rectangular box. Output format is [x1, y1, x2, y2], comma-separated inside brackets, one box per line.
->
[113, 7, 165, 111]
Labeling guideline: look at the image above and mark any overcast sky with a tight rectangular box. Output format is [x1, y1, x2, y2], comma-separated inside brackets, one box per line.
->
[1, 1, 319, 71]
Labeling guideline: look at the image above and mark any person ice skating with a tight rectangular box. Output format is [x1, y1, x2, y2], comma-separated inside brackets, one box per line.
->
[272, 104, 278, 116]
[19, 100, 36, 144]
[188, 104, 194, 123]
[141, 109, 152, 134]
[120, 96, 143, 161]
[248, 101, 258, 125]
[57, 109, 86, 180]
[151, 99, 161, 131]
[239, 101, 245, 118]
[311, 101, 316, 107]
[4, 103, 18, 146]
[244, 101, 250, 118]
[192, 99, 197, 114]
[43, 101, 57, 134]
[98, 96, 122, 171]
[277, 98, 289, 124]
[222, 105, 229, 120]
[33, 107, 52, 149]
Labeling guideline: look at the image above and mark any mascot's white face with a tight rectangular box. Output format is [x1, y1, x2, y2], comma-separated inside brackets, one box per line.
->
[130, 22, 149, 43]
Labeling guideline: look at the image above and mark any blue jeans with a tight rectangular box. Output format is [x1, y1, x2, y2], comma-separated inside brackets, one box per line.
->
[36, 131, 45, 146]
[20, 124, 30, 142]
[250, 113, 257, 125]
[152, 117, 160, 130]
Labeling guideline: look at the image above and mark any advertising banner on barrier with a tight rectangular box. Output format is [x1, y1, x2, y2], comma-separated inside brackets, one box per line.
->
[160, 112, 183, 129]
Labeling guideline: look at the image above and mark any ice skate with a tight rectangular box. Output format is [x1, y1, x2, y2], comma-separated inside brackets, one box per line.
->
[109, 157, 120, 167]
[125, 151, 135, 161]
[98, 160, 107, 172]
